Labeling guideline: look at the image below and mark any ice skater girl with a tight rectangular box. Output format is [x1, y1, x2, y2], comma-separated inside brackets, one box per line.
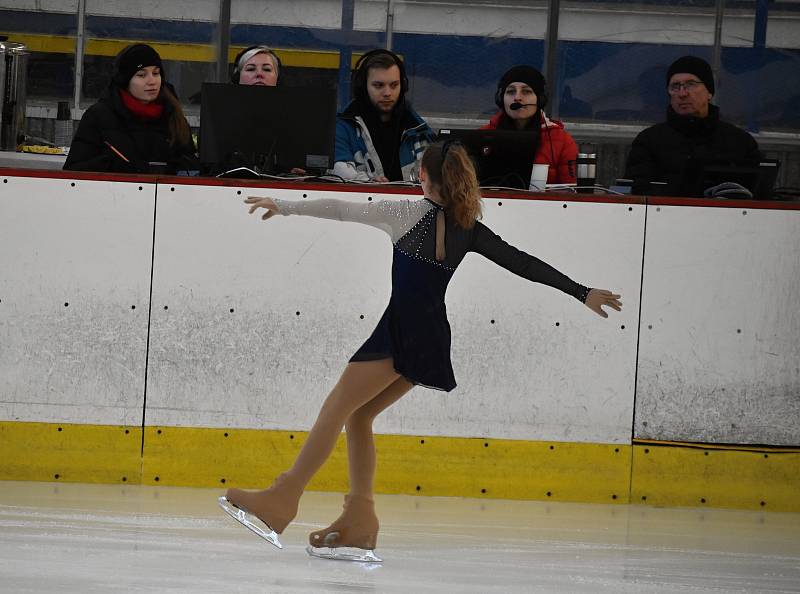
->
[219, 141, 622, 562]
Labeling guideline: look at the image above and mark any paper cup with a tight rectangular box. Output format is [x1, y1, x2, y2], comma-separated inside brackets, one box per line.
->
[529, 163, 549, 191]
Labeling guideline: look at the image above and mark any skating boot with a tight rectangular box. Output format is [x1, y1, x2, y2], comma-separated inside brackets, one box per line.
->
[306, 494, 382, 562]
[218, 472, 302, 549]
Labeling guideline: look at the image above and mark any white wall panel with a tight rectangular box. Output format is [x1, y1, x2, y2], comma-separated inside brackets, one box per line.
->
[86, 0, 218, 21]
[232, 0, 342, 29]
[361, 0, 548, 38]
[0, 1, 77, 11]
[636, 205, 800, 446]
[146, 184, 394, 431]
[11, 0, 794, 50]
[147, 184, 641, 443]
[0, 176, 155, 425]
[390, 197, 642, 443]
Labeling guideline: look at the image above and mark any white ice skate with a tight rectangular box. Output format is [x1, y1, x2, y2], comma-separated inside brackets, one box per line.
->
[218, 495, 283, 549]
[306, 531, 383, 563]
[306, 544, 383, 563]
[306, 494, 382, 562]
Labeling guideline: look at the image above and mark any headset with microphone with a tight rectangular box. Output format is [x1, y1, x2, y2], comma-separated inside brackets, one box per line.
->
[231, 45, 282, 84]
[495, 76, 556, 178]
[350, 48, 408, 100]
[495, 79, 548, 112]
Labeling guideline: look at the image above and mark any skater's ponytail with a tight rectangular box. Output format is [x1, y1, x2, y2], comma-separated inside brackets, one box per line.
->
[421, 141, 482, 229]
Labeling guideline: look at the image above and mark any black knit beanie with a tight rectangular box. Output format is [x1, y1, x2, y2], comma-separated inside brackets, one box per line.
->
[112, 44, 164, 88]
[497, 65, 546, 102]
[666, 56, 715, 95]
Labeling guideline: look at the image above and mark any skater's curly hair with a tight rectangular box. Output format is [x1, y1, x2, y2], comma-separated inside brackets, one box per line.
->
[421, 141, 482, 229]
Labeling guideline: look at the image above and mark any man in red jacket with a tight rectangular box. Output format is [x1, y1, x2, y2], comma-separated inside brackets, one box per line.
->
[482, 65, 577, 184]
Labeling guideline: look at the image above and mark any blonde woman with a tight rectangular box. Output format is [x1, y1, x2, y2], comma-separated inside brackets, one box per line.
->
[231, 45, 281, 86]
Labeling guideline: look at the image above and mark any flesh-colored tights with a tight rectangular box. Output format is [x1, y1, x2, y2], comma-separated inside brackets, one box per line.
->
[226, 358, 413, 537]
[291, 358, 413, 497]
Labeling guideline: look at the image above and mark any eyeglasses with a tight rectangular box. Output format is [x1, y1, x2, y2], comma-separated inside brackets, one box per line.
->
[668, 80, 705, 94]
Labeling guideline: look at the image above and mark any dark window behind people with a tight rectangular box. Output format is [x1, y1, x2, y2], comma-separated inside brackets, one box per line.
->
[482, 65, 578, 185]
[624, 55, 760, 196]
[64, 44, 197, 174]
[333, 49, 434, 182]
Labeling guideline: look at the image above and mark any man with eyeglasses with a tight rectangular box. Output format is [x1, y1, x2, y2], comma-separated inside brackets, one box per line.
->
[624, 56, 760, 196]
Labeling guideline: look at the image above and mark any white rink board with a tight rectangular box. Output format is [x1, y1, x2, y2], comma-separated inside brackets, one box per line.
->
[147, 184, 641, 444]
[395, 197, 641, 443]
[0, 176, 155, 426]
[636, 205, 800, 446]
[146, 184, 394, 431]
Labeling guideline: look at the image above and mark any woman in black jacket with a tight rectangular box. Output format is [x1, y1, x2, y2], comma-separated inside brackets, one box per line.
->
[64, 44, 197, 174]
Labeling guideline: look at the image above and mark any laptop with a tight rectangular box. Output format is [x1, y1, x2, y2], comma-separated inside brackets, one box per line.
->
[437, 128, 538, 189]
[678, 157, 781, 199]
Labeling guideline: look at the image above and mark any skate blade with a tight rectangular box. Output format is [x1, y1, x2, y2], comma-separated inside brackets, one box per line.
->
[218, 496, 283, 549]
[306, 545, 383, 563]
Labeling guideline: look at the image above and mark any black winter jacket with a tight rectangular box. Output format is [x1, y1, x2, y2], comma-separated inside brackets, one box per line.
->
[63, 86, 197, 174]
[624, 105, 760, 195]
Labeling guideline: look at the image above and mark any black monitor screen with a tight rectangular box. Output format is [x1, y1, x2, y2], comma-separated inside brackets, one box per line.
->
[437, 128, 538, 189]
[679, 157, 780, 199]
[199, 82, 337, 175]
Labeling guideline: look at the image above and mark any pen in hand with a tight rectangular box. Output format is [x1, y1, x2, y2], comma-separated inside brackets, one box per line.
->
[104, 141, 130, 163]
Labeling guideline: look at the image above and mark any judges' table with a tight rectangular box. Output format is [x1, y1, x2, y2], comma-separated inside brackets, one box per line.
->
[0, 150, 66, 170]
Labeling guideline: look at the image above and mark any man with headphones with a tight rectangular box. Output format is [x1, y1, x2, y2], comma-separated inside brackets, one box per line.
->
[482, 65, 578, 185]
[333, 49, 435, 182]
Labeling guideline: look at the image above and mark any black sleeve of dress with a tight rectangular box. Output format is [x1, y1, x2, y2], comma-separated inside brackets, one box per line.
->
[469, 221, 590, 302]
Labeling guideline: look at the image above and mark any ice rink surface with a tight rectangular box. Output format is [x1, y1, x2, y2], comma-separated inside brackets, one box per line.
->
[1, 481, 798, 593]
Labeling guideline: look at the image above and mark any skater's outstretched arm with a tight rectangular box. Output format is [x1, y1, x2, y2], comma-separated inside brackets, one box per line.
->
[470, 221, 622, 318]
[245, 195, 429, 240]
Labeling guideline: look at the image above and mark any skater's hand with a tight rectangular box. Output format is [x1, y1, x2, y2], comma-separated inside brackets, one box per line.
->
[585, 289, 622, 318]
[245, 196, 280, 221]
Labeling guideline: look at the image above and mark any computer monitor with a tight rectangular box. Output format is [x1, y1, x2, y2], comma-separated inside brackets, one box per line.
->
[437, 129, 538, 189]
[677, 157, 780, 199]
[199, 82, 337, 176]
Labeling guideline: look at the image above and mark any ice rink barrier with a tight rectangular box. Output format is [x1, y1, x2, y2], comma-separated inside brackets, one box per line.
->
[1, 170, 798, 510]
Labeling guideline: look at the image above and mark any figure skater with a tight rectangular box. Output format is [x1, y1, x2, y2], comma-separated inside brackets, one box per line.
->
[218, 141, 622, 562]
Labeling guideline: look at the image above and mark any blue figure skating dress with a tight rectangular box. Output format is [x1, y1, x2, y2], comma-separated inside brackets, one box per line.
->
[272, 196, 589, 391]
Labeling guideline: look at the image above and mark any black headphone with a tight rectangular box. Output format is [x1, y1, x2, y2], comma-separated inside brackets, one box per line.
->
[350, 48, 409, 100]
[441, 138, 461, 160]
[231, 46, 282, 84]
[494, 79, 548, 112]
[493, 73, 556, 176]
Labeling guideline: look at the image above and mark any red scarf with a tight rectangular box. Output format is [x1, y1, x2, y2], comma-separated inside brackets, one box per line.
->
[119, 89, 164, 120]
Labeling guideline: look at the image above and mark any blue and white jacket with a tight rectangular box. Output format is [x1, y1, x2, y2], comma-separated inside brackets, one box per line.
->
[332, 101, 435, 182]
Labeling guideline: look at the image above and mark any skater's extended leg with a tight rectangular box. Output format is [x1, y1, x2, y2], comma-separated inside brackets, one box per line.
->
[286, 358, 402, 487]
[309, 376, 413, 555]
[223, 359, 401, 539]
